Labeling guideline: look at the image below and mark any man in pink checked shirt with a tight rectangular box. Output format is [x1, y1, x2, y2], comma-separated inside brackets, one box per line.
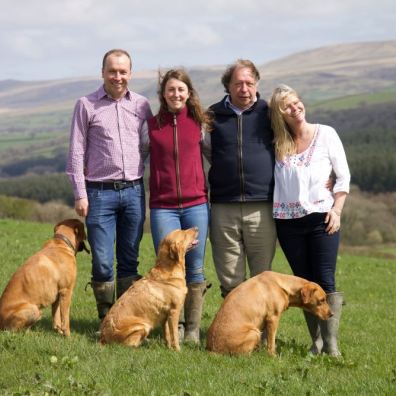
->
[66, 49, 152, 323]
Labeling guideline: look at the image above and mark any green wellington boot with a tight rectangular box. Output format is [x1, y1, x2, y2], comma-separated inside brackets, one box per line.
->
[303, 311, 323, 354]
[184, 282, 208, 344]
[320, 292, 344, 357]
[91, 280, 115, 321]
[116, 275, 142, 299]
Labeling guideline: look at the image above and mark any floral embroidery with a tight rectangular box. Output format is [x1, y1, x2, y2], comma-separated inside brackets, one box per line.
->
[273, 200, 309, 218]
[273, 199, 331, 219]
[279, 126, 319, 168]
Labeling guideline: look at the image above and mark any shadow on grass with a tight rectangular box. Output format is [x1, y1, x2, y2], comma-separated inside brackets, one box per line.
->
[276, 337, 309, 356]
[34, 316, 101, 342]
[34, 317, 185, 348]
[27, 316, 312, 356]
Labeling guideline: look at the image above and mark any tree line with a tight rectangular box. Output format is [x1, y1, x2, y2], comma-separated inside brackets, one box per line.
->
[0, 100, 395, 195]
[315, 100, 396, 192]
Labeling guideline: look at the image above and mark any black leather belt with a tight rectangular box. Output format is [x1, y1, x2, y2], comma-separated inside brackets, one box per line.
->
[86, 179, 143, 191]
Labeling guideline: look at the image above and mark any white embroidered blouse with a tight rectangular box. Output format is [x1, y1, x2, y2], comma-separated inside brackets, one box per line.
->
[273, 124, 350, 219]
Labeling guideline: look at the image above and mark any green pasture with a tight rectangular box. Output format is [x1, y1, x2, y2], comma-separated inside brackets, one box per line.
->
[311, 89, 396, 111]
[0, 109, 71, 133]
[0, 132, 68, 167]
[0, 131, 66, 150]
[0, 219, 395, 395]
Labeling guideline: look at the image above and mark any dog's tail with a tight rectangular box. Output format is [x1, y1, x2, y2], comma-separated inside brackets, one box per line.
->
[100, 316, 151, 347]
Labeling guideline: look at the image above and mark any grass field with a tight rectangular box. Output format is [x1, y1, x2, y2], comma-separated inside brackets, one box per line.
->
[0, 219, 395, 395]
[0, 131, 66, 151]
[310, 89, 396, 111]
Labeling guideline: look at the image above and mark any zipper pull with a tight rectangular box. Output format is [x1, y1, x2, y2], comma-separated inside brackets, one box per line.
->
[173, 113, 177, 127]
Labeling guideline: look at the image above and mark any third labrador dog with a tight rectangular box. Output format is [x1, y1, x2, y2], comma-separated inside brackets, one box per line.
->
[100, 227, 199, 351]
[0, 219, 89, 336]
[206, 271, 332, 356]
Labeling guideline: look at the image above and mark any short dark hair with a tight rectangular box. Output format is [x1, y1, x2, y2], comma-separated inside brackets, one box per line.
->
[221, 59, 260, 93]
[102, 49, 132, 70]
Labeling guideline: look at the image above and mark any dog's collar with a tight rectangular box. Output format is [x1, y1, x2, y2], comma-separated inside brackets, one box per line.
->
[54, 233, 77, 255]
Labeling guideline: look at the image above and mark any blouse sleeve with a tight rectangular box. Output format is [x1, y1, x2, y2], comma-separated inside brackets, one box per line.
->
[327, 127, 351, 194]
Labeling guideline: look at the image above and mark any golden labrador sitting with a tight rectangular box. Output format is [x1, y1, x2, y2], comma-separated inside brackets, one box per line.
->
[206, 271, 332, 356]
[100, 227, 199, 351]
[0, 219, 89, 336]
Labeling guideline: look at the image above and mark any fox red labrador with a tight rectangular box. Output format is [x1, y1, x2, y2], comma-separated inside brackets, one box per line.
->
[0, 219, 89, 336]
[206, 271, 332, 356]
[100, 227, 199, 351]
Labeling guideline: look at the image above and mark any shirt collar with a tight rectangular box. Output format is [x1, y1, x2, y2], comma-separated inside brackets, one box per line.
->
[97, 85, 131, 100]
[224, 95, 257, 115]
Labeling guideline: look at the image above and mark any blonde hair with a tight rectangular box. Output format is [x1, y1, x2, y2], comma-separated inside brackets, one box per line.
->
[269, 84, 300, 161]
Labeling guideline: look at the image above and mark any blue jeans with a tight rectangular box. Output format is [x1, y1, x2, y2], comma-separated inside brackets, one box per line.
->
[86, 183, 145, 282]
[275, 212, 340, 293]
[150, 203, 209, 283]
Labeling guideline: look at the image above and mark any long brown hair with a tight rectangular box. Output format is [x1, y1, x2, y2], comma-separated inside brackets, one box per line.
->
[156, 69, 211, 128]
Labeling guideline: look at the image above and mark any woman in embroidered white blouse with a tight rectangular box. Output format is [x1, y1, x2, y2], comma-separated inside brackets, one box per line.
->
[269, 84, 350, 357]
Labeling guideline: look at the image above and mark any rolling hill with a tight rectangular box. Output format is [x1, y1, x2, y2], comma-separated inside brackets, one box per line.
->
[0, 40, 395, 115]
[0, 40, 395, 192]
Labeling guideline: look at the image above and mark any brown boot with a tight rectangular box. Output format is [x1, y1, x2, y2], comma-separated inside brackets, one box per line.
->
[184, 282, 208, 344]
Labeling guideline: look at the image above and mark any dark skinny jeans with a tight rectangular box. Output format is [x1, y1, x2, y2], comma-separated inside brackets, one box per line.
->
[275, 212, 340, 293]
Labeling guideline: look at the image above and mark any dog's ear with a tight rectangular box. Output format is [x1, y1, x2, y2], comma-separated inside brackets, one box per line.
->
[74, 221, 90, 253]
[301, 283, 314, 304]
[74, 222, 86, 240]
[54, 222, 61, 233]
[168, 241, 180, 261]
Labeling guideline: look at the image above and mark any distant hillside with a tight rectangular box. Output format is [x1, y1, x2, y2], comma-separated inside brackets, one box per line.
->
[259, 40, 396, 101]
[0, 40, 395, 193]
[1, 40, 395, 115]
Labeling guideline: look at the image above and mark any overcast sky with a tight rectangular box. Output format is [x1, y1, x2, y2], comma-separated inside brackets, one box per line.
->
[1, 0, 395, 81]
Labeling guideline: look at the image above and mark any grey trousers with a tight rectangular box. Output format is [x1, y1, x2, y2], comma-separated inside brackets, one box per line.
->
[210, 202, 277, 296]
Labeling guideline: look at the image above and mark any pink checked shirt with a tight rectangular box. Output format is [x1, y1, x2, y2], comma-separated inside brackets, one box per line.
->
[66, 85, 152, 199]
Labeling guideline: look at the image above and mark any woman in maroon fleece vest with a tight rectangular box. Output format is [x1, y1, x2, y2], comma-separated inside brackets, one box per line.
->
[141, 69, 211, 344]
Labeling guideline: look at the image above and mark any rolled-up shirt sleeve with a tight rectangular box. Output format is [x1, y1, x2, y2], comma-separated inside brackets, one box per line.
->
[329, 129, 350, 194]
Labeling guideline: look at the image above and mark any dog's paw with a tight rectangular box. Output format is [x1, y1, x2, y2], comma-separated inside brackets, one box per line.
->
[53, 325, 70, 337]
[267, 349, 277, 357]
[170, 342, 181, 352]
